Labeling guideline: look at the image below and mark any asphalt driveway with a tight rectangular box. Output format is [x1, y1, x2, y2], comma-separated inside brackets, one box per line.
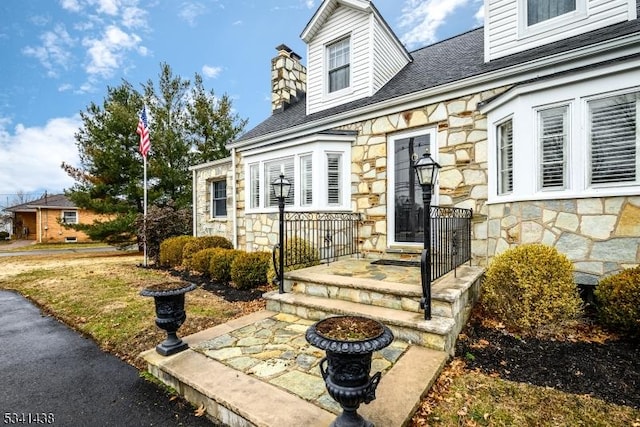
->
[0, 290, 217, 426]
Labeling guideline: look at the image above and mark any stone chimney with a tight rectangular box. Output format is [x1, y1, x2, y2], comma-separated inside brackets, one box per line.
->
[271, 44, 307, 113]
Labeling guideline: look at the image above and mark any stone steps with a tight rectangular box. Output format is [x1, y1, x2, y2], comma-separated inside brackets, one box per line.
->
[264, 263, 484, 354]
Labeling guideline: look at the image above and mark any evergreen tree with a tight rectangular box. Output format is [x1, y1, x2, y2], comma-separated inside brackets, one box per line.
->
[62, 63, 247, 246]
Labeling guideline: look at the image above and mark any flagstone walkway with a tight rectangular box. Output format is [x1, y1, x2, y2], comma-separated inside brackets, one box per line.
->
[192, 312, 409, 415]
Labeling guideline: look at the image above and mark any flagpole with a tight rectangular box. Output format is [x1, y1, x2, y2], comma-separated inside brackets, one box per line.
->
[143, 153, 148, 267]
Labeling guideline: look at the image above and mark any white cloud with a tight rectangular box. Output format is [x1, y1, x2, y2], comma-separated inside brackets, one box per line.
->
[22, 24, 75, 77]
[304, 0, 315, 8]
[95, 0, 119, 16]
[0, 116, 81, 194]
[232, 20, 242, 26]
[474, 3, 485, 25]
[179, 2, 207, 26]
[121, 6, 147, 28]
[202, 65, 222, 79]
[83, 25, 142, 78]
[398, 0, 470, 49]
[60, 0, 82, 12]
[58, 83, 73, 92]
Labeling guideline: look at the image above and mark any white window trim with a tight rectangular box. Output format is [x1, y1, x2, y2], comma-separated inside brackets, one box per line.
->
[61, 210, 78, 224]
[209, 180, 227, 219]
[487, 79, 640, 204]
[387, 127, 438, 248]
[496, 117, 514, 196]
[518, 0, 587, 39]
[324, 34, 353, 100]
[535, 103, 571, 192]
[244, 140, 352, 213]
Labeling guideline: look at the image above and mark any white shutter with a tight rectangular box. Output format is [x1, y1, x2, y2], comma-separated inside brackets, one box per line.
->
[250, 164, 260, 209]
[539, 106, 567, 189]
[266, 158, 295, 207]
[301, 155, 313, 206]
[498, 120, 513, 194]
[590, 94, 638, 185]
[327, 153, 341, 205]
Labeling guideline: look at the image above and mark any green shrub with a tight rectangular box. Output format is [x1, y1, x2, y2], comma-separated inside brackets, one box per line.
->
[182, 235, 234, 270]
[159, 235, 194, 267]
[480, 243, 583, 333]
[230, 251, 271, 289]
[208, 248, 243, 284]
[0, 231, 9, 239]
[267, 237, 321, 284]
[595, 266, 640, 334]
[186, 248, 218, 275]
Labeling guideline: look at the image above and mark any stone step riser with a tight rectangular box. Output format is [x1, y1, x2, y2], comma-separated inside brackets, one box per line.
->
[265, 298, 449, 352]
[289, 279, 464, 320]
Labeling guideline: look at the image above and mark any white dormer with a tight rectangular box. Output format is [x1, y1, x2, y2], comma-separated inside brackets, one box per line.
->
[484, 0, 638, 61]
[302, 0, 411, 115]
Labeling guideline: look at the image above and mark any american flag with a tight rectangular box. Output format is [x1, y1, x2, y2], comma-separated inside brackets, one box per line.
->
[136, 106, 151, 158]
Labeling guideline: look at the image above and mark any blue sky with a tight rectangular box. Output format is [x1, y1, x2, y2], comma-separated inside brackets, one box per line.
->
[0, 0, 483, 201]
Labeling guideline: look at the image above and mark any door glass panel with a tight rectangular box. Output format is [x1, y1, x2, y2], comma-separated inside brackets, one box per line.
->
[394, 134, 431, 243]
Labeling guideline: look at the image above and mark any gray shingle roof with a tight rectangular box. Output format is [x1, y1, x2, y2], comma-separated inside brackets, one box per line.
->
[5, 194, 76, 212]
[238, 1, 640, 142]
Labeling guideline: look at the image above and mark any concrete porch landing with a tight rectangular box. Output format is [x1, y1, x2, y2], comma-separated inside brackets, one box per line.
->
[142, 310, 448, 427]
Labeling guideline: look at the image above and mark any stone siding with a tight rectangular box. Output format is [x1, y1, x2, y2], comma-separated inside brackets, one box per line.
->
[487, 197, 640, 282]
[193, 160, 234, 239]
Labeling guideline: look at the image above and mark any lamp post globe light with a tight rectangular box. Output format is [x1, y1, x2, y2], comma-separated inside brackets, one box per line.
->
[271, 173, 291, 294]
[413, 152, 441, 320]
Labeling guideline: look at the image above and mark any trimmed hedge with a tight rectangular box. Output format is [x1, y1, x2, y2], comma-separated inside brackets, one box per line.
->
[182, 235, 233, 271]
[159, 235, 194, 268]
[208, 248, 243, 284]
[230, 251, 271, 290]
[595, 266, 640, 334]
[481, 243, 583, 333]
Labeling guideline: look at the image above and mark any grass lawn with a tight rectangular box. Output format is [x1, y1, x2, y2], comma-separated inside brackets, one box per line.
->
[0, 252, 264, 369]
[1, 251, 637, 426]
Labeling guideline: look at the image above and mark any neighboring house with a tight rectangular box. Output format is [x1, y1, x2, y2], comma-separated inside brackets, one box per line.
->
[191, 0, 640, 285]
[4, 194, 105, 243]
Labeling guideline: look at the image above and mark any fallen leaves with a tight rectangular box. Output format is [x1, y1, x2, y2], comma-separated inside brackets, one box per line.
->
[194, 403, 206, 417]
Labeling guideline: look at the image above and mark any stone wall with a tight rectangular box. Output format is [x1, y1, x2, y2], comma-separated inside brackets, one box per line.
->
[487, 197, 640, 282]
[338, 88, 506, 262]
[193, 159, 234, 239]
[271, 44, 307, 113]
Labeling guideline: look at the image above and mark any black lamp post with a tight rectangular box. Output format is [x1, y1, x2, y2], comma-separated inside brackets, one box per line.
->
[271, 173, 291, 294]
[413, 152, 441, 320]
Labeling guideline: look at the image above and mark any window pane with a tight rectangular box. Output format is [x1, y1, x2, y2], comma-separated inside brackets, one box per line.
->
[327, 153, 341, 205]
[266, 158, 295, 207]
[63, 211, 77, 224]
[211, 181, 227, 217]
[498, 120, 513, 194]
[589, 93, 637, 185]
[301, 155, 313, 206]
[528, 0, 576, 25]
[328, 38, 350, 93]
[539, 106, 567, 189]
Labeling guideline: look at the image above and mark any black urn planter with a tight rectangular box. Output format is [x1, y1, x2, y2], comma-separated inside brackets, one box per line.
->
[306, 315, 394, 427]
[140, 282, 197, 356]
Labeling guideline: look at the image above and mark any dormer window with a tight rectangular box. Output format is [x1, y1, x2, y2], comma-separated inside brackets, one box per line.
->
[327, 37, 350, 93]
[527, 0, 576, 26]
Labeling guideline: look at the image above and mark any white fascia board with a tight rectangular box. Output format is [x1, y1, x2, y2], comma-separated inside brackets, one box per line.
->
[229, 32, 640, 151]
[240, 132, 356, 157]
[480, 57, 640, 114]
[188, 157, 232, 171]
[301, 0, 370, 43]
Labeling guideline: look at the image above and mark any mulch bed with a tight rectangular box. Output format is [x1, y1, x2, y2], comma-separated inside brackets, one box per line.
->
[166, 268, 266, 302]
[456, 315, 640, 409]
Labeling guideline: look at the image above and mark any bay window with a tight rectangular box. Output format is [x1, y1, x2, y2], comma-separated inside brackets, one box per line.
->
[245, 141, 351, 211]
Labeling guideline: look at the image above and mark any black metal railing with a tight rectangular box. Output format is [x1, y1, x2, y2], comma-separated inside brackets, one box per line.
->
[429, 206, 473, 281]
[282, 212, 362, 267]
